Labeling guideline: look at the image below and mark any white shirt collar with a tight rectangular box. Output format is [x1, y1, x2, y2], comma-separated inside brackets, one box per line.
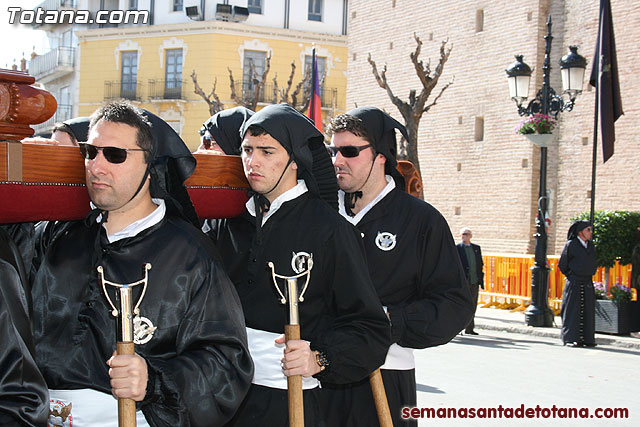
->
[246, 180, 308, 226]
[338, 175, 395, 225]
[577, 236, 588, 248]
[91, 199, 166, 243]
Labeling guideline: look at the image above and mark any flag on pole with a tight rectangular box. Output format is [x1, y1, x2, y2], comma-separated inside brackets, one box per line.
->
[307, 48, 323, 131]
[589, 0, 623, 163]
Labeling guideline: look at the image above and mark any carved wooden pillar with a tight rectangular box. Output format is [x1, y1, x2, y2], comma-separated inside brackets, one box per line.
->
[0, 69, 57, 141]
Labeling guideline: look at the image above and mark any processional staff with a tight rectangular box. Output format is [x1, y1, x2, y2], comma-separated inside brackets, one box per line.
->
[268, 256, 314, 427]
[99, 263, 155, 427]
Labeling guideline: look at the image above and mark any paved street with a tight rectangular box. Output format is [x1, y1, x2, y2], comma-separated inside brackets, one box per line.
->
[413, 329, 639, 426]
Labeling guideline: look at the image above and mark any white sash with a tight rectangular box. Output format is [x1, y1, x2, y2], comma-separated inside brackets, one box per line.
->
[380, 343, 415, 370]
[381, 306, 415, 370]
[246, 327, 320, 390]
[48, 389, 150, 427]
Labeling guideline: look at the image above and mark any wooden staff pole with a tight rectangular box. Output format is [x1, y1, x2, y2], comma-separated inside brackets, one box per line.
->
[117, 286, 137, 427]
[285, 277, 304, 427]
[369, 369, 393, 427]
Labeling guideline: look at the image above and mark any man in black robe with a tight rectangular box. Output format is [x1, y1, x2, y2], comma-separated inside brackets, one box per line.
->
[30, 101, 253, 426]
[211, 104, 391, 427]
[324, 107, 474, 426]
[559, 220, 598, 347]
[0, 228, 48, 427]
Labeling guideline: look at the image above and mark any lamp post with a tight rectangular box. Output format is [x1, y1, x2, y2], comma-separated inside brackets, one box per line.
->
[505, 16, 587, 327]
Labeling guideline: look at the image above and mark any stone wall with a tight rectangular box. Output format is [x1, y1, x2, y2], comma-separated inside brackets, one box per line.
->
[347, 0, 640, 254]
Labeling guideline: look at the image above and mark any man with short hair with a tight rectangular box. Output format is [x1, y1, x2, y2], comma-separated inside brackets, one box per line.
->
[457, 227, 484, 335]
[325, 107, 473, 426]
[31, 101, 253, 426]
[211, 104, 391, 426]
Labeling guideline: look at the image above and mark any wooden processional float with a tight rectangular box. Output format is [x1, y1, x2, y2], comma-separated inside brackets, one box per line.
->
[0, 68, 422, 223]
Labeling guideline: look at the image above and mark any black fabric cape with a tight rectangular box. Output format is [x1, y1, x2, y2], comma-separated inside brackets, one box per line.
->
[31, 216, 253, 427]
[323, 188, 473, 427]
[0, 228, 49, 427]
[559, 238, 598, 345]
[212, 192, 391, 424]
[354, 188, 473, 347]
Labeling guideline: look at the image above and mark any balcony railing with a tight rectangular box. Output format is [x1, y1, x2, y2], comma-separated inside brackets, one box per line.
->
[32, 0, 77, 27]
[104, 80, 142, 101]
[32, 103, 73, 135]
[34, 0, 77, 12]
[235, 82, 274, 104]
[29, 47, 75, 80]
[148, 79, 186, 100]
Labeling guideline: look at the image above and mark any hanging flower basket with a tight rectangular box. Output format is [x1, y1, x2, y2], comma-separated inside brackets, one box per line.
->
[515, 114, 556, 147]
[524, 133, 554, 147]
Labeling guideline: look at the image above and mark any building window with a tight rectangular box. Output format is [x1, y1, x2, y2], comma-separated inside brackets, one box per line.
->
[248, 0, 262, 14]
[476, 9, 484, 32]
[121, 51, 138, 100]
[165, 49, 183, 99]
[474, 116, 484, 141]
[129, 0, 138, 10]
[58, 86, 72, 122]
[308, 0, 322, 22]
[173, 0, 183, 12]
[243, 50, 267, 93]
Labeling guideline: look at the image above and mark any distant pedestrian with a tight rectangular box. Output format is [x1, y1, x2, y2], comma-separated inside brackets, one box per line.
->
[457, 227, 484, 335]
[558, 220, 598, 347]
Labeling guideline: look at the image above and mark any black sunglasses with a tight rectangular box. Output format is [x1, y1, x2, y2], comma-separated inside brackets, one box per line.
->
[79, 143, 148, 164]
[326, 144, 372, 158]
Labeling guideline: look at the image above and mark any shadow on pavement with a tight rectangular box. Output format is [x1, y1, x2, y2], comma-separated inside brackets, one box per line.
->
[416, 383, 445, 394]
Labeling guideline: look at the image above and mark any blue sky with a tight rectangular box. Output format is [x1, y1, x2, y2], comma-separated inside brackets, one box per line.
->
[1, 1, 50, 69]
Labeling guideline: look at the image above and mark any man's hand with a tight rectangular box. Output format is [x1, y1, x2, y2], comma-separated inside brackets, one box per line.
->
[107, 351, 148, 401]
[275, 335, 322, 378]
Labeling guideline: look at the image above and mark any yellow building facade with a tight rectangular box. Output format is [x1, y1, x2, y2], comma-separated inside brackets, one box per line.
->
[76, 20, 347, 150]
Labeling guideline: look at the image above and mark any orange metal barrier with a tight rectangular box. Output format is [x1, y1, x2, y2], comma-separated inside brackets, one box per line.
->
[479, 254, 633, 314]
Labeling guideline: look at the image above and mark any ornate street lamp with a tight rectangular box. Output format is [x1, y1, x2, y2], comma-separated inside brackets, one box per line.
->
[505, 16, 587, 327]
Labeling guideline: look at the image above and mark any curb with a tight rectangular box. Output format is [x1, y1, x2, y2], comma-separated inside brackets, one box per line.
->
[474, 321, 640, 350]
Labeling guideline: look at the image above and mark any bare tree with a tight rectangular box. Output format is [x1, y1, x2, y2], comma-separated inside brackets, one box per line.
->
[368, 33, 454, 193]
[191, 70, 223, 115]
[191, 56, 329, 122]
[228, 54, 272, 111]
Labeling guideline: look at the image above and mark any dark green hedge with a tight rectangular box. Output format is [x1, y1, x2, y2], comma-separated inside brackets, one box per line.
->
[571, 210, 640, 268]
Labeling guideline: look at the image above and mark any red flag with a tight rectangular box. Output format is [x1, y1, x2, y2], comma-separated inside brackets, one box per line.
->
[307, 48, 323, 131]
[589, 0, 623, 163]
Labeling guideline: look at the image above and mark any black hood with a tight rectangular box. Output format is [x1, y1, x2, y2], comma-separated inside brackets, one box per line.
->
[142, 109, 198, 226]
[64, 116, 90, 143]
[203, 107, 254, 155]
[240, 104, 337, 210]
[567, 220, 592, 241]
[347, 106, 409, 189]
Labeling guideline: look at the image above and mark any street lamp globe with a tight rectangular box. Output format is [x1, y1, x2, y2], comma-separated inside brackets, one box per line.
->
[560, 45, 588, 95]
[506, 55, 533, 104]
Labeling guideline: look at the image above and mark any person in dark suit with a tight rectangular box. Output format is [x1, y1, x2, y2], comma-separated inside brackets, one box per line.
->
[457, 227, 484, 335]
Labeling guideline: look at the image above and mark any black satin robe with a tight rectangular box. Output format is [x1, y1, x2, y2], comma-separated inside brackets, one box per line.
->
[31, 216, 253, 427]
[0, 228, 49, 427]
[559, 238, 598, 345]
[363, 189, 473, 346]
[212, 193, 391, 424]
[324, 187, 474, 427]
